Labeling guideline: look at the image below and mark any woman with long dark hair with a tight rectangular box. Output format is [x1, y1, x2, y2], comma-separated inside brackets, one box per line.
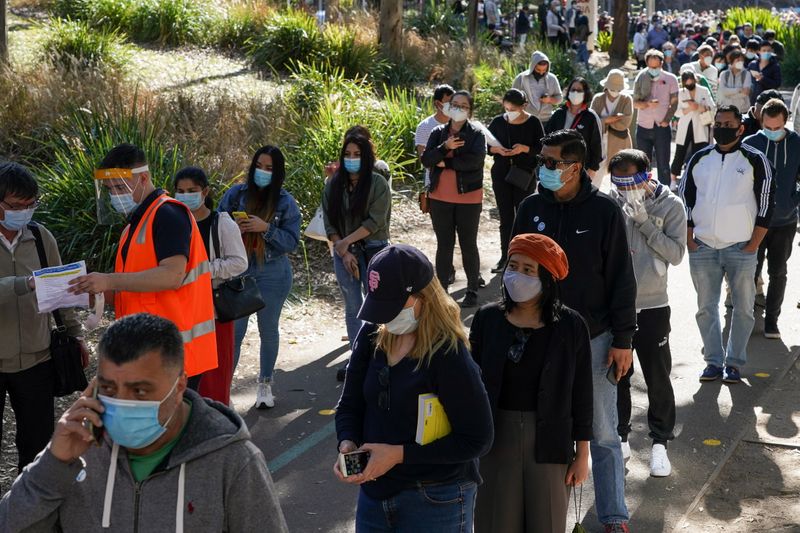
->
[470, 233, 593, 533]
[323, 132, 392, 381]
[219, 145, 301, 409]
[173, 167, 248, 405]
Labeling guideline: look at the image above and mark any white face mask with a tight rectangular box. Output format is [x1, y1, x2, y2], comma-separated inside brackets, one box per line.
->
[505, 110, 521, 122]
[384, 299, 418, 335]
[607, 89, 620, 98]
[568, 91, 584, 106]
[448, 107, 469, 123]
[503, 270, 542, 303]
[733, 61, 744, 70]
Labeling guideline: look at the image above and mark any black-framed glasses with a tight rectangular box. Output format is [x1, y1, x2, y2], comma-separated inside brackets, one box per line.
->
[537, 155, 580, 170]
[1, 199, 40, 211]
[507, 327, 533, 363]
[449, 103, 471, 112]
[377, 365, 391, 411]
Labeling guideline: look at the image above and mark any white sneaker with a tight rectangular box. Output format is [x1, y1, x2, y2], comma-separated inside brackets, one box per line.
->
[650, 443, 671, 477]
[620, 440, 631, 462]
[255, 382, 275, 409]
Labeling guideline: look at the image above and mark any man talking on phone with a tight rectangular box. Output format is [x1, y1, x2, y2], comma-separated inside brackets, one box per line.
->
[68, 144, 217, 390]
[0, 313, 288, 533]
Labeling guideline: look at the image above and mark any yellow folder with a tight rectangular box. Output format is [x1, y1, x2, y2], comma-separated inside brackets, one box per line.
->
[415, 393, 452, 445]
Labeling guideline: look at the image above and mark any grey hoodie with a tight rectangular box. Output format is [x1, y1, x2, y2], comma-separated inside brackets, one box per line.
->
[0, 390, 288, 533]
[610, 182, 687, 310]
[512, 51, 563, 121]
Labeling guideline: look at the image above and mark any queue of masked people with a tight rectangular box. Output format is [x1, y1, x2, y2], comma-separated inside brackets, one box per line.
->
[2, 40, 799, 533]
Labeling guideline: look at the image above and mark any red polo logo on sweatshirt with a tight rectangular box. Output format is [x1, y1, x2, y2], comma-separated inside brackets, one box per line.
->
[187, 502, 194, 514]
[368, 270, 380, 292]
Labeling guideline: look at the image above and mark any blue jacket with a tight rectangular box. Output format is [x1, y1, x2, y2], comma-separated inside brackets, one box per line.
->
[744, 130, 800, 227]
[218, 184, 301, 262]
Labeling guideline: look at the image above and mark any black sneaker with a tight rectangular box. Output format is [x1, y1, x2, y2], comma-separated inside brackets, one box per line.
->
[447, 269, 456, 286]
[764, 322, 781, 339]
[336, 366, 347, 382]
[461, 290, 478, 308]
[478, 275, 487, 288]
[490, 258, 506, 273]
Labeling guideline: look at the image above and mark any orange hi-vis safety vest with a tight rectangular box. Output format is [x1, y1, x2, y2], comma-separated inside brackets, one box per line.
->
[114, 194, 218, 377]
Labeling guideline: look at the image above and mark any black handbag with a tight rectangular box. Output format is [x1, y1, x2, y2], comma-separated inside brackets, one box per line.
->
[29, 224, 88, 397]
[503, 125, 535, 190]
[210, 213, 266, 322]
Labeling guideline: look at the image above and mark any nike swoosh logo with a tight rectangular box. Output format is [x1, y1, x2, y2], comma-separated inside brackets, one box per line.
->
[576, 229, 589, 234]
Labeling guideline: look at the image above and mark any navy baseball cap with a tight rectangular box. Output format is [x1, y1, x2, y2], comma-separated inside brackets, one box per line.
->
[357, 244, 434, 324]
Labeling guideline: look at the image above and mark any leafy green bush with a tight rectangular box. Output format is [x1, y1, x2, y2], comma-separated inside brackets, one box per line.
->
[36, 100, 187, 271]
[246, 9, 325, 73]
[323, 24, 386, 80]
[215, 2, 271, 50]
[405, 0, 467, 40]
[128, 0, 218, 45]
[596, 31, 611, 53]
[41, 19, 129, 71]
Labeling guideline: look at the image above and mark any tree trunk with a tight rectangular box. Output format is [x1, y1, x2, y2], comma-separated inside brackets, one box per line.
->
[467, 0, 478, 42]
[379, 0, 403, 60]
[1, 0, 8, 64]
[609, 0, 628, 62]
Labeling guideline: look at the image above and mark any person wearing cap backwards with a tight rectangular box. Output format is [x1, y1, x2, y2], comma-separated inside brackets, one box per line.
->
[512, 129, 636, 533]
[608, 149, 686, 478]
[69, 144, 217, 390]
[470, 233, 593, 533]
[334, 244, 493, 532]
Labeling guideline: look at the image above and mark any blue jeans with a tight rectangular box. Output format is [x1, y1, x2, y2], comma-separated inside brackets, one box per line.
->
[576, 41, 589, 64]
[332, 240, 388, 347]
[590, 330, 629, 525]
[233, 254, 293, 381]
[689, 241, 757, 368]
[356, 482, 477, 533]
[635, 124, 672, 185]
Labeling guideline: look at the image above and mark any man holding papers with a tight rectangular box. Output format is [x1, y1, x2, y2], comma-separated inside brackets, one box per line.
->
[68, 144, 217, 390]
[0, 162, 87, 471]
[334, 244, 493, 533]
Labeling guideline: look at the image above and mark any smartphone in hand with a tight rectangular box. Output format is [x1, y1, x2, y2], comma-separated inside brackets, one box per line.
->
[338, 450, 370, 477]
[232, 211, 248, 221]
[606, 363, 619, 386]
[87, 383, 103, 446]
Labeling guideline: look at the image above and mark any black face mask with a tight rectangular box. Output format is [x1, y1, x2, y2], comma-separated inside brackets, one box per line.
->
[684, 83, 696, 90]
[713, 126, 740, 146]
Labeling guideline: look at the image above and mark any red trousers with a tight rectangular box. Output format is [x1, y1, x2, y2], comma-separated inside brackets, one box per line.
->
[199, 320, 234, 405]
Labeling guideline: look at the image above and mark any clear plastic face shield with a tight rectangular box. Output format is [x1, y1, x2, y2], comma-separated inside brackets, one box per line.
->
[610, 170, 655, 206]
[93, 165, 149, 224]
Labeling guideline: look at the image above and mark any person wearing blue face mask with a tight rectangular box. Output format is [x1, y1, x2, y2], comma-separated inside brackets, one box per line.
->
[0, 313, 289, 532]
[743, 99, 800, 340]
[219, 146, 300, 409]
[323, 132, 392, 381]
[748, 41, 782, 106]
[173, 167, 247, 406]
[0, 161, 87, 472]
[512, 130, 636, 532]
[470, 233, 592, 533]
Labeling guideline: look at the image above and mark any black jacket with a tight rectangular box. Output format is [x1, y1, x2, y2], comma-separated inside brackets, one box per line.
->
[742, 108, 760, 139]
[421, 120, 487, 195]
[469, 303, 593, 464]
[545, 106, 604, 172]
[511, 173, 637, 349]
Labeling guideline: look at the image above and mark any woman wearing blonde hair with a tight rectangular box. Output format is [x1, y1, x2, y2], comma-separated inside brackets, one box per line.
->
[591, 69, 633, 189]
[334, 244, 493, 532]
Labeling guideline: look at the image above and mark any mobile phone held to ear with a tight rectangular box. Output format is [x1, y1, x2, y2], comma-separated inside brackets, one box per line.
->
[338, 450, 370, 477]
[87, 383, 103, 446]
[606, 363, 619, 386]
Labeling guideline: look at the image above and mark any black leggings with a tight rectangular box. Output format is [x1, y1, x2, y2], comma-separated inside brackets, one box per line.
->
[429, 199, 482, 291]
[670, 123, 709, 177]
[492, 175, 535, 261]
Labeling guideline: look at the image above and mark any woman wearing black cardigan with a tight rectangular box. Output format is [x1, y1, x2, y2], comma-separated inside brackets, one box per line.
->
[546, 76, 604, 181]
[470, 233, 593, 533]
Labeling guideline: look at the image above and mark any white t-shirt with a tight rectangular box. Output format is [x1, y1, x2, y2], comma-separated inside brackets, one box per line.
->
[415, 114, 448, 187]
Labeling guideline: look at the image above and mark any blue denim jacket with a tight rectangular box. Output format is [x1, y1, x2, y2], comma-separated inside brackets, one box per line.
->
[219, 184, 301, 262]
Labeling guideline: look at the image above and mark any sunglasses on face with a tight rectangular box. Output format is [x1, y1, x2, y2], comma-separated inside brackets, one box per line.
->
[537, 155, 579, 170]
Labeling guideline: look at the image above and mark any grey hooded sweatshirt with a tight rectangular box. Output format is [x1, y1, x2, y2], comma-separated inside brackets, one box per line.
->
[0, 390, 288, 533]
[610, 182, 687, 310]
[512, 51, 563, 121]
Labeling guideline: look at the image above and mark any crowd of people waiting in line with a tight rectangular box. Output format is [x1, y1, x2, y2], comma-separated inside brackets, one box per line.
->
[0, 24, 798, 531]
